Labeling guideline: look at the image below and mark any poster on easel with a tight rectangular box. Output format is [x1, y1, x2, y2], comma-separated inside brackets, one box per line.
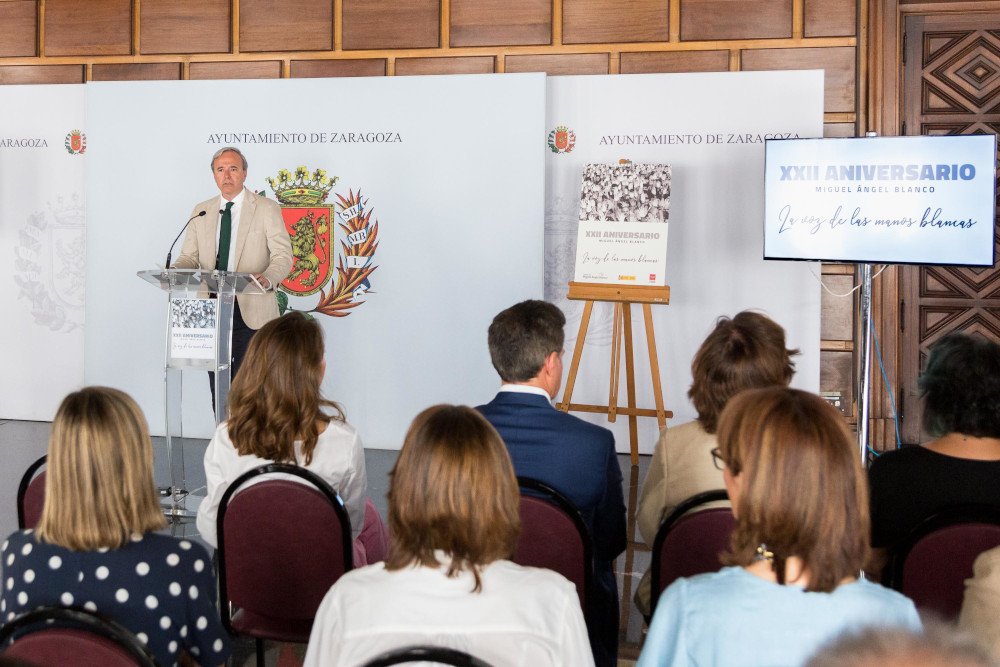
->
[574, 162, 671, 286]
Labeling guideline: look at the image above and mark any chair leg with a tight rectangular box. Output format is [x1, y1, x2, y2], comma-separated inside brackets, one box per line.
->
[255, 637, 265, 666]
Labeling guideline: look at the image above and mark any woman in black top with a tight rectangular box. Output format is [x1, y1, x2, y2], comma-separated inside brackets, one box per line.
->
[868, 333, 1000, 569]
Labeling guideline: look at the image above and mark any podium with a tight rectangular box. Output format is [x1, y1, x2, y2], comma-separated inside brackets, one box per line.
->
[137, 268, 266, 519]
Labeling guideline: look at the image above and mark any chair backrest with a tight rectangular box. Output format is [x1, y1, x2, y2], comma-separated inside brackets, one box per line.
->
[650, 489, 735, 613]
[886, 504, 1000, 619]
[0, 606, 158, 667]
[363, 645, 493, 667]
[17, 455, 47, 530]
[217, 463, 353, 630]
[513, 476, 592, 609]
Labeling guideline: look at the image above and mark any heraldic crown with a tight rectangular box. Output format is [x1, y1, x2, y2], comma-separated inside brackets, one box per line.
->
[267, 166, 339, 205]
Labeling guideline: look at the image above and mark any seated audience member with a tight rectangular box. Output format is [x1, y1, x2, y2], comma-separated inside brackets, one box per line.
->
[303, 405, 593, 667]
[868, 333, 1000, 571]
[196, 311, 388, 564]
[635, 310, 797, 615]
[477, 300, 625, 667]
[1, 387, 229, 667]
[960, 545, 1000, 661]
[805, 622, 997, 667]
[638, 388, 920, 667]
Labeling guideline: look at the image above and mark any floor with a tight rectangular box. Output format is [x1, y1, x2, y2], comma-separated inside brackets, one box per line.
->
[0, 418, 651, 665]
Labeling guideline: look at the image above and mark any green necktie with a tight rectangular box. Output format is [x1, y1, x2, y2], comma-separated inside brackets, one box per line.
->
[216, 201, 234, 270]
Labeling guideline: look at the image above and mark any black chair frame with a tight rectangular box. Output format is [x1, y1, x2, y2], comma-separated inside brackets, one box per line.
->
[216, 462, 354, 665]
[16, 454, 47, 530]
[516, 476, 595, 603]
[884, 503, 1000, 591]
[364, 644, 493, 667]
[649, 488, 730, 613]
[0, 605, 159, 667]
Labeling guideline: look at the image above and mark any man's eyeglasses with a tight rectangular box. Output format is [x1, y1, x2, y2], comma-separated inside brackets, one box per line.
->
[710, 447, 725, 471]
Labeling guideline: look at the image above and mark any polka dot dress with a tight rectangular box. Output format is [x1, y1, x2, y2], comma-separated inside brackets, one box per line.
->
[0, 530, 230, 667]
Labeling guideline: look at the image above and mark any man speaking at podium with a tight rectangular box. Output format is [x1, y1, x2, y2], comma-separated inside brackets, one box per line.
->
[172, 147, 293, 381]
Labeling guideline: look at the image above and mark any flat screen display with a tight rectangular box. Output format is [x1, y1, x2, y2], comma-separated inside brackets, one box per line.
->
[763, 135, 996, 266]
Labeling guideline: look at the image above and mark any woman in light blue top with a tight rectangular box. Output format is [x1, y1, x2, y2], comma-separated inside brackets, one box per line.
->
[638, 387, 920, 667]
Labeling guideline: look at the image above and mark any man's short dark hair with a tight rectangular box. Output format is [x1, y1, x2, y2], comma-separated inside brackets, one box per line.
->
[920, 332, 1000, 439]
[487, 300, 566, 383]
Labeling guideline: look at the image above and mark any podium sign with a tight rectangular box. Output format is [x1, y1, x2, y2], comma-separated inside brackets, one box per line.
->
[137, 268, 264, 519]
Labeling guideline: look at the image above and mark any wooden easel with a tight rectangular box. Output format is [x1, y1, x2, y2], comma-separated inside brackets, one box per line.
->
[557, 281, 672, 464]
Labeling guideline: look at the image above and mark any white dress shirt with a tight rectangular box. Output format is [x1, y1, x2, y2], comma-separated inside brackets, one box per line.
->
[196, 417, 367, 547]
[304, 556, 594, 667]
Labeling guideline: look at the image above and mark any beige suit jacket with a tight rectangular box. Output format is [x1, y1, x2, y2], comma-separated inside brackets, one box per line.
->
[960, 545, 1000, 660]
[173, 188, 293, 330]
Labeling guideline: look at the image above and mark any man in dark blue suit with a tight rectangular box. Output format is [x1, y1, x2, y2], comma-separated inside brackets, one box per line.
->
[477, 299, 626, 667]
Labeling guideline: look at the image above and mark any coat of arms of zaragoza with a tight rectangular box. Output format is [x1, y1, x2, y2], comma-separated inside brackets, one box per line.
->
[267, 166, 379, 318]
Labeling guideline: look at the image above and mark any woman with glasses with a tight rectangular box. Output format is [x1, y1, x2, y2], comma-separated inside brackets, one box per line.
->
[635, 311, 797, 615]
[638, 387, 920, 667]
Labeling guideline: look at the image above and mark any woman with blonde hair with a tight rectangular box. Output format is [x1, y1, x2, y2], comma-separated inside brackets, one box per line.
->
[196, 311, 387, 563]
[1, 387, 229, 667]
[638, 388, 920, 667]
[304, 404, 593, 667]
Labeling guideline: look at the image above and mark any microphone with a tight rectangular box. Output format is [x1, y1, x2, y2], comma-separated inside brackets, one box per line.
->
[165, 210, 207, 268]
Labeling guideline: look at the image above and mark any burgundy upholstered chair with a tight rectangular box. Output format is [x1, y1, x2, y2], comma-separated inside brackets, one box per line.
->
[513, 476, 592, 610]
[17, 454, 47, 530]
[0, 606, 157, 667]
[650, 489, 735, 615]
[363, 645, 493, 667]
[886, 504, 1000, 619]
[217, 463, 354, 666]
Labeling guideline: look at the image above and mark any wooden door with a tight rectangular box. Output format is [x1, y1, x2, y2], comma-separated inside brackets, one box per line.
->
[900, 14, 1000, 444]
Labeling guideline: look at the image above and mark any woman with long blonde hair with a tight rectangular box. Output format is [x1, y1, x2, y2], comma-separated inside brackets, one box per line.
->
[1, 387, 229, 667]
[196, 311, 387, 563]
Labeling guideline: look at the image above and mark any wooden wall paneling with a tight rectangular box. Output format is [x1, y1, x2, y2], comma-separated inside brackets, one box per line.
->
[395, 56, 494, 75]
[824, 122, 857, 136]
[505, 53, 610, 75]
[620, 50, 730, 74]
[290, 59, 387, 77]
[240, 0, 333, 52]
[804, 0, 856, 37]
[563, 0, 669, 44]
[821, 350, 855, 418]
[680, 0, 792, 41]
[91, 62, 181, 81]
[450, 0, 551, 47]
[0, 64, 84, 84]
[189, 61, 282, 79]
[140, 0, 230, 55]
[342, 0, 440, 50]
[821, 274, 856, 340]
[0, 1, 37, 57]
[44, 0, 132, 56]
[742, 46, 856, 113]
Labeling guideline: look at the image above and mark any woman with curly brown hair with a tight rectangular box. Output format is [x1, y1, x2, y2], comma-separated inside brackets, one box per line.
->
[638, 388, 919, 667]
[635, 310, 796, 614]
[196, 311, 387, 564]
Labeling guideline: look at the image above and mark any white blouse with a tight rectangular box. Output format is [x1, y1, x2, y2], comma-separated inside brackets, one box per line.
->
[196, 419, 367, 548]
[304, 556, 594, 667]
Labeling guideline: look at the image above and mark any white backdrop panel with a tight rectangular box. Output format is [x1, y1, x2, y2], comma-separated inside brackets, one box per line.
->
[0, 85, 86, 421]
[544, 71, 824, 455]
[85, 74, 545, 448]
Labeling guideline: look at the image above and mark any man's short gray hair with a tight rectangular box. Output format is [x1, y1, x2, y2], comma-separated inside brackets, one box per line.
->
[210, 146, 248, 171]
